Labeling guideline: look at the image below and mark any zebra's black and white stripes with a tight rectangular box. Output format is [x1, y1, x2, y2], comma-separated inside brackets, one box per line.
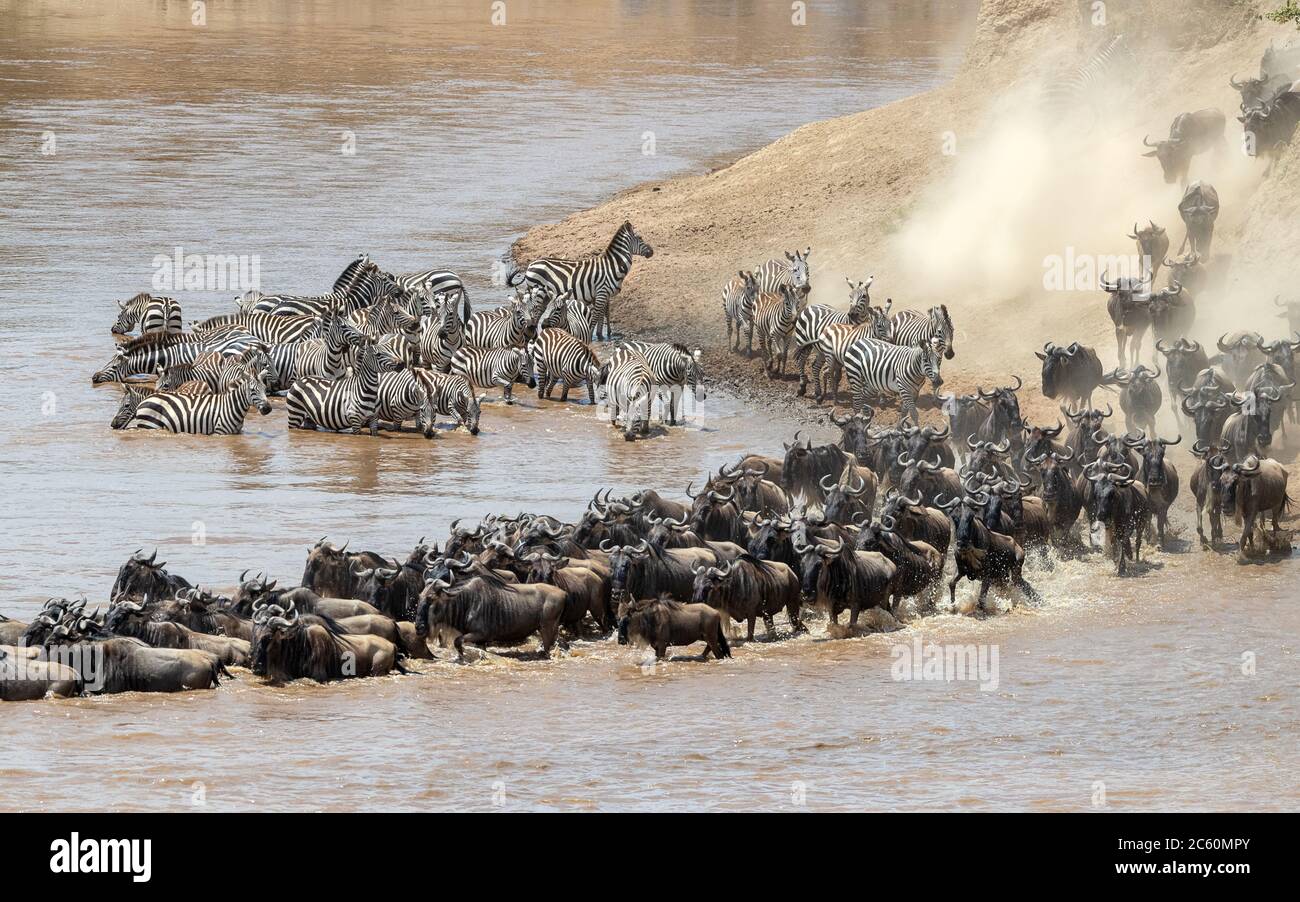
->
[842, 335, 946, 423]
[127, 367, 272, 435]
[508, 221, 653, 340]
[598, 347, 653, 439]
[111, 293, 183, 336]
[414, 370, 484, 435]
[791, 277, 875, 395]
[889, 304, 956, 359]
[616, 340, 706, 425]
[286, 335, 382, 435]
[530, 328, 602, 404]
[449, 346, 531, 404]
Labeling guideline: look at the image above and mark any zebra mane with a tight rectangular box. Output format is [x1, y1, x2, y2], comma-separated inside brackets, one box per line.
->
[124, 292, 154, 306]
[119, 331, 196, 353]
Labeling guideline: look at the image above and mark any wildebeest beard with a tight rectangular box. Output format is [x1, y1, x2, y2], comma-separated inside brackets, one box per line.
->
[252, 615, 350, 683]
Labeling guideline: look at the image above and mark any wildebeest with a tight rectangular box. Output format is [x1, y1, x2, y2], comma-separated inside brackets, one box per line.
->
[1084, 461, 1150, 575]
[896, 455, 962, 508]
[1180, 383, 1233, 447]
[231, 574, 381, 620]
[1019, 419, 1070, 476]
[878, 491, 952, 555]
[938, 392, 989, 467]
[781, 431, 856, 505]
[934, 491, 1039, 610]
[616, 595, 730, 660]
[973, 376, 1024, 447]
[0, 647, 82, 700]
[1141, 109, 1226, 185]
[302, 538, 390, 599]
[1037, 342, 1106, 408]
[1127, 221, 1170, 283]
[791, 536, 895, 631]
[110, 549, 193, 601]
[820, 461, 878, 526]
[1213, 455, 1292, 557]
[1177, 181, 1219, 258]
[42, 619, 226, 694]
[1026, 448, 1084, 548]
[1110, 364, 1162, 436]
[829, 407, 876, 463]
[1100, 273, 1152, 368]
[1062, 404, 1113, 470]
[1157, 338, 1210, 415]
[604, 541, 717, 607]
[1238, 87, 1300, 169]
[1256, 334, 1300, 424]
[717, 462, 792, 515]
[854, 518, 943, 614]
[685, 479, 746, 544]
[251, 603, 401, 682]
[1216, 331, 1265, 388]
[1220, 389, 1285, 462]
[521, 551, 613, 633]
[415, 566, 566, 661]
[689, 555, 804, 640]
[1190, 440, 1230, 548]
[105, 599, 251, 667]
[1126, 434, 1181, 548]
[0, 613, 27, 647]
[353, 555, 426, 621]
[1146, 284, 1194, 347]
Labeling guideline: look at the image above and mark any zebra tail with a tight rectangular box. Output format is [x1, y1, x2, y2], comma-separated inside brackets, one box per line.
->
[460, 286, 472, 324]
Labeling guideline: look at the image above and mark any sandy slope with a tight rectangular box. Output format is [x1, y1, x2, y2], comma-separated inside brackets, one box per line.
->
[512, 0, 1295, 432]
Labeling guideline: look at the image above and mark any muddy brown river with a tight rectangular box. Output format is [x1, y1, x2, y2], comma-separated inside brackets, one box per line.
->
[2, 1, 1297, 812]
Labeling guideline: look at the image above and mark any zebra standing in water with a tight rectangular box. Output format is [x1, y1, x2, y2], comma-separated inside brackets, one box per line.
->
[111, 294, 183, 336]
[419, 293, 465, 372]
[842, 335, 946, 424]
[414, 370, 484, 435]
[598, 347, 653, 440]
[286, 334, 382, 435]
[110, 384, 155, 429]
[617, 340, 706, 425]
[449, 346, 532, 404]
[244, 255, 393, 317]
[374, 368, 435, 438]
[266, 306, 355, 393]
[92, 332, 260, 384]
[465, 299, 532, 349]
[529, 328, 602, 404]
[127, 366, 273, 435]
[889, 305, 956, 359]
[723, 248, 812, 357]
[751, 284, 804, 378]
[791, 277, 874, 396]
[507, 221, 654, 340]
[538, 292, 594, 343]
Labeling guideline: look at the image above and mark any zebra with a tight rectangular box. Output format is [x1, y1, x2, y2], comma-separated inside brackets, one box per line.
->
[110, 383, 155, 429]
[247, 256, 394, 317]
[193, 310, 321, 345]
[449, 346, 532, 404]
[597, 347, 653, 440]
[811, 299, 894, 403]
[127, 366, 273, 435]
[375, 369, 435, 438]
[465, 299, 531, 349]
[93, 332, 258, 384]
[841, 335, 946, 424]
[391, 267, 472, 323]
[792, 277, 875, 395]
[889, 304, 955, 359]
[419, 293, 465, 372]
[721, 270, 759, 352]
[507, 221, 653, 340]
[413, 370, 484, 435]
[731, 249, 812, 356]
[111, 293, 182, 336]
[265, 306, 355, 392]
[286, 334, 382, 435]
[538, 291, 594, 343]
[617, 340, 706, 425]
[751, 284, 804, 378]
[1040, 34, 1137, 132]
[529, 328, 602, 404]
[162, 346, 272, 395]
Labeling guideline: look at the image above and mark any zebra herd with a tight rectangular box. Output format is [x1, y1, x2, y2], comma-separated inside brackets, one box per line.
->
[93, 222, 701, 440]
[722, 249, 958, 422]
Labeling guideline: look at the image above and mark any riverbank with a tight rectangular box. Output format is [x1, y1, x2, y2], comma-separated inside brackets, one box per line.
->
[511, 0, 1291, 432]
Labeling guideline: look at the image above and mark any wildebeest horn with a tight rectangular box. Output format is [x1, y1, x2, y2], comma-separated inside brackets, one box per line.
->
[991, 439, 1010, 454]
[1160, 434, 1182, 446]
[1142, 135, 1158, 147]
[1230, 74, 1244, 89]
[1217, 333, 1232, 353]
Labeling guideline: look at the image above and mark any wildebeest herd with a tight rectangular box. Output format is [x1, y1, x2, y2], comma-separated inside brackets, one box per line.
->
[8, 41, 1292, 701]
[93, 221, 706, 440]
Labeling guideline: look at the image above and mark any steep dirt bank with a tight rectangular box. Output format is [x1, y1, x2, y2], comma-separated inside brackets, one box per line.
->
[512, 0, 1293, 433]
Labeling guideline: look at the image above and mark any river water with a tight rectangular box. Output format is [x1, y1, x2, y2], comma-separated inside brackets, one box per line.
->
[2, 1, 1297, 812]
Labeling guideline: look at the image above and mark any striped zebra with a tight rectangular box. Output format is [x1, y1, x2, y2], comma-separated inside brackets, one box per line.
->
[245, 256, 394, 317]
[507, 221, 653, 340]
[842, 335, 946, 424]
[390, 267, 471, 323]
[597, 347, 653, 440]
[286, 335, 382, 435]
[413, 370, 484, 435]
[375, 369, 435, 438]
[419, 294, 465, 372]
[1039, 34, 1136, 131]
[449, 346, 532, 405]
[811, 299, 894, 403]
[465, 299, 531, 349]
[126, 366, 272, 435]
[111, 293, 182, 336]
[193, 310, 321, 345]
[721, 271, 759, 352]
[161, 346, 272, 395]
[889, 304, 955, 359]
[538, 292, 594, 343]
[93, 332, 258, 384]
[529, 328, 602, 404]
[792, 277, 875, 395]
[751, 284, 804, 378]
[725, 248, 812, 356]
[617, 340, 706, 425]
[265, 307, 355, 392]
[110, 383, 155, 429]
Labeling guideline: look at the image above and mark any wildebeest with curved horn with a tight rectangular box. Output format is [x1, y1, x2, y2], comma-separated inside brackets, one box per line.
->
[685, 478, 746, 544]
[829, 406, 876, 464]
[1062, 404, 1113, 470]
[415, 565, 566, 662]
[231, 573, 381, 620]
[1238, 87, 1300, 170]
[1157, 337, 1209, 416]
[110, 549, 193, 602]
[1109, 364, 1162, 437]
[878, 490, 951, 555]
[1180, 383, 1233, 447]
[301, 538, 390, 600]
[1177, 181, 1218, 258]
[1146, 284, 1194, 348]
[522, 551, 613, 633]
[717, 461, 792, 515]
[1214, 455, 1292, 558]
[1084, 461, 1150, 575]
[934, 490, 1039, 611]
[1127, 222, 1169, 284]
[1100, 272, 1152, 369]
[854, 517, 943, 614]
[1220, 388, 1286, 462]
[791, 535, 895, 632]
[42, 618, 227, 694]
[1037, 342, 1106, 408]
[1216, 331, 1265, 389]
[973, 376, 1024, 448]
[251, 602, 402, 682]
[1125, 433, 1181, 549]
[781, 430, 856, 505]
[603, 540, 718, 608]
[1026, 447, 1084, 549]
[0, 647, 82, 700]
[938, 392, 989, 468]
[896, 454, 963, 508]
[690, 555, 804, 640]
[1141, 109, 1226, 186]
[1190, 440, 1230, 548]
[616, 595, 730, 660]
[820, 460, 878, 525]
[105, 598, 251, 667]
